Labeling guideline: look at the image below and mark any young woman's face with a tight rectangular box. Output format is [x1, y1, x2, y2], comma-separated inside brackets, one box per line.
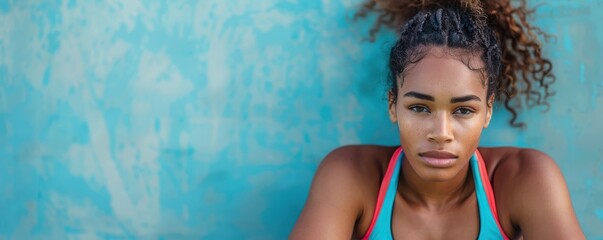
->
[388, 47, 493, 182]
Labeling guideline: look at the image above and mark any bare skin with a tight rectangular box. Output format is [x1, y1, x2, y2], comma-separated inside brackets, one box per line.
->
[290, 47, 584, 239]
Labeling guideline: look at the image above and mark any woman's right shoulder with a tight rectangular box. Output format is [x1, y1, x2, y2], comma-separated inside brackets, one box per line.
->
[290, 145, 398, 239]
[317, 145, 399, 221]
[318, 145, 398, 182]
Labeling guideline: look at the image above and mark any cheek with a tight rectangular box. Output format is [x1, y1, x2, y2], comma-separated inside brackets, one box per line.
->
[454, 117, 485, 143]
[396, 113, 426, 144]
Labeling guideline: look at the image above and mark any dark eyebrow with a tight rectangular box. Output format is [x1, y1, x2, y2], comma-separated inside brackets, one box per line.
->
[450, 95, 481, 103]
[403, 91, 434, 101]
[403, 91, 482, 103]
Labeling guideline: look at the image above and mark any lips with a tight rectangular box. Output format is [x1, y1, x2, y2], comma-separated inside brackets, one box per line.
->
[419, 150, 458, 159]
[418, 150, 458, 168]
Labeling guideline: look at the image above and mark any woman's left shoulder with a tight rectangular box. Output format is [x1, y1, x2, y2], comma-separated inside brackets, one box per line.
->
[478, 147, 565, 215]
[478, 146, 559, 181]
[477, 147, 585, 238]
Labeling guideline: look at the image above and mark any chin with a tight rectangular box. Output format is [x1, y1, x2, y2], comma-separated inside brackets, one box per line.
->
[417, 170, 459, 182]
[416, 167, 468, 182]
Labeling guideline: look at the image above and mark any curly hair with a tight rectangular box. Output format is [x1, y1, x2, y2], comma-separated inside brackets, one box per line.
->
[355, 0, 555, 127]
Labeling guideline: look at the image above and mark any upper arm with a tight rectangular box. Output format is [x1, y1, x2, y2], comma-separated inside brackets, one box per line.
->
[508, 149, 585, 239]
[290, 147, 366, 240]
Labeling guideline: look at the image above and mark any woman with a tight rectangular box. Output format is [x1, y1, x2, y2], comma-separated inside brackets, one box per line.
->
[290, 0, 585, 239]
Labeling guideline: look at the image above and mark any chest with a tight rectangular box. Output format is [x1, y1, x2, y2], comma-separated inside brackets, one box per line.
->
[390, 193, 480, 240]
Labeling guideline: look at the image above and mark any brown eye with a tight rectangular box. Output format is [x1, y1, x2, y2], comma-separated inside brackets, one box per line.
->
[409, 105, 430, 113]
[454, 107, 474, 115]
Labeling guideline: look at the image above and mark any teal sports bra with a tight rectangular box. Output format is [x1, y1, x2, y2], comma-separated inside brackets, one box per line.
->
[362, 147, 510, 240]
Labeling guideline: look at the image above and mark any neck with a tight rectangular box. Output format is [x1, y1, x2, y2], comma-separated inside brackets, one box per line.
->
[398, 156, 474, 211]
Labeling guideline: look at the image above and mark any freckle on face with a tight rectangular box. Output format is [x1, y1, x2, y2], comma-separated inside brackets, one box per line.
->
[391, 47, 490, 181]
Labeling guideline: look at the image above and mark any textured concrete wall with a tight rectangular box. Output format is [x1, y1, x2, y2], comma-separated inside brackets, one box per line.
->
[0, 0, 601, 239]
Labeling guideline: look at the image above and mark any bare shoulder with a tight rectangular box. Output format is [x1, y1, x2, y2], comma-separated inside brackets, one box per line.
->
[478, 146, 558, 181]
[320, 145, 397, 177]
[478, 146, 584, 239]
[315, 145, 398, 208]
[488, 147, 565, 205]
[290, 145, 398, 239]
[478, 146, 563, 203]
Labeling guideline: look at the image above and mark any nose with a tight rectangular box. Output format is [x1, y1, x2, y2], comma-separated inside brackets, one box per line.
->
[427, 112, 454, 144]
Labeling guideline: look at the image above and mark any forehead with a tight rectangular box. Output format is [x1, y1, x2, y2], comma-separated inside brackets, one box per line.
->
[400, 47, 487, 98]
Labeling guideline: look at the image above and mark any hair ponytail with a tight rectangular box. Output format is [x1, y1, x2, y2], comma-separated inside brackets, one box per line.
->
[356, 0, 554, 127]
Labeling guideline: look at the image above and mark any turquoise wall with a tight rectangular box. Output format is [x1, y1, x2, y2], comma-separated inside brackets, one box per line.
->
[0, 0, 601, 239]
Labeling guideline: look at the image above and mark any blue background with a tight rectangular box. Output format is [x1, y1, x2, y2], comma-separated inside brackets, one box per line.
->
[0, 0, 602, 239]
